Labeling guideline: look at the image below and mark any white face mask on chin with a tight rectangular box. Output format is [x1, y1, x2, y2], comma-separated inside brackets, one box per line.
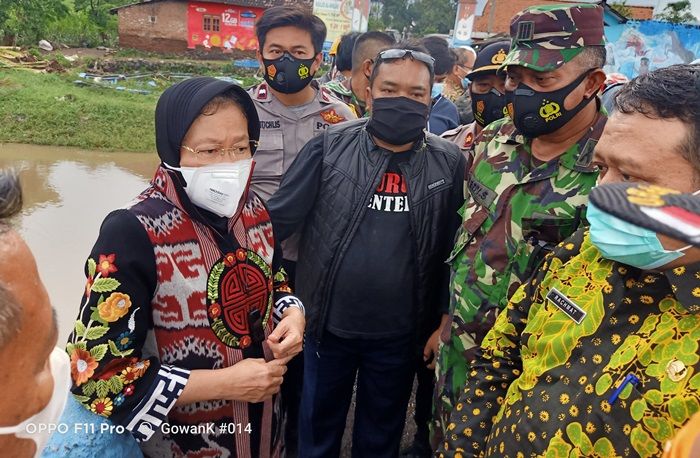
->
[0, 347, 71, 457]
[166, 160, 254, 218]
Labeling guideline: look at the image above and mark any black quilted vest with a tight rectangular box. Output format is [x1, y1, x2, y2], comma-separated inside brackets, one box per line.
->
[296, 119, 463, 344]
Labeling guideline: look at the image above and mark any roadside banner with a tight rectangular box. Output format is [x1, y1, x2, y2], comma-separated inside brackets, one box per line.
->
[453, 0, 477, 47]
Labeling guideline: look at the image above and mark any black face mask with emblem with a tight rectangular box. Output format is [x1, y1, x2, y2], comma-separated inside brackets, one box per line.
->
[470, 88, 508, 128]
[506, 69, 597, 138]
[262, 52, 316, 94]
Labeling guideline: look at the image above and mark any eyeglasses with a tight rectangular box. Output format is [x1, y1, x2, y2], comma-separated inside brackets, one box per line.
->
[376, 49, 435, 72]
[181, 141, 258, 162]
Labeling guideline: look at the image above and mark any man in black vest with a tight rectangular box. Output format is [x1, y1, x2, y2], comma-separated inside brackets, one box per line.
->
[268, 44, 466, 457]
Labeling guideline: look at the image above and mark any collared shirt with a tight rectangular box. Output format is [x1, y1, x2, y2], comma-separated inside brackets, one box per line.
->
[439, 229, 700, 458]
[443, 80, 466, 103]
[249, 81, 356, 261]
[441, 121, 479, 162]
[249, 81, 356, 203]
[433, 107, 606, 439]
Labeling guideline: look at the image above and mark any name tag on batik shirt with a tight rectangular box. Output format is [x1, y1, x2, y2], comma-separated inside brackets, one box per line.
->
[546, 287, 587, 324]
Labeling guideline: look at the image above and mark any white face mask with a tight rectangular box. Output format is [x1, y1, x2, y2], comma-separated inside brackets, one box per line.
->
[0, 347, 71, 457]
[166, 160, 253, 218]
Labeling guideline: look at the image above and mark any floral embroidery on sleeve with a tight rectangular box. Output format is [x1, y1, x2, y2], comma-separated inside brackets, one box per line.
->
[68, 253, 149, 418]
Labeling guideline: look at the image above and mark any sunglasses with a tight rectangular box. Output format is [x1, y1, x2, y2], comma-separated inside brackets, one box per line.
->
[377, 49, 436, 73]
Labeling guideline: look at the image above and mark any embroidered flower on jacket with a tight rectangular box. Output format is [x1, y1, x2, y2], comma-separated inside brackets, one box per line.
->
[98, 292, 132, 322]
[90, 397, 113, 417]
[113, 393, 125, 407]
[85, 276, 94, 297]
[123, 385, 136, 396]
[96, 254, 118, 277]
[223, 253, 236, 267]
[121, 359, 151, 384]
[116, 332, 134, 351]
[70, 348, 98, 386]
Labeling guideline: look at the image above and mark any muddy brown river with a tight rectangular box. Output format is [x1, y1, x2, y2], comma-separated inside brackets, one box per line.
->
[0, 143, 159, 342]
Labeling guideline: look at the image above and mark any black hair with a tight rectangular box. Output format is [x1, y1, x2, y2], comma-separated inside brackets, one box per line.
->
[255, 6, 327, 55]
[420, 36, 456, 76]
[352, 31, 396, 69]
[575, 46, 607, 70]
[369, 42, 435, 88]
[0, 170, 21, 228]
[0, 170, 22, 348]
[336, 32, 361, 73]
[614, 64, 700, 176]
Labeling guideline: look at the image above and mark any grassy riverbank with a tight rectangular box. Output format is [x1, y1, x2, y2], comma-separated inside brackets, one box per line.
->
[0, 51, 263, 152]
[0, 69, 159, 152]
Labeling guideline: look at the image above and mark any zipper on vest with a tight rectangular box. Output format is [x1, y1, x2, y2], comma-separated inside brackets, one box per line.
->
[399, 161, 422, 337]
[315, 153, 391, 345]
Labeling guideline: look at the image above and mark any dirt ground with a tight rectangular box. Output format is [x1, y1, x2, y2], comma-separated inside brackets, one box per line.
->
[339, 379, 419, 457]
[57, 47, 110, 59]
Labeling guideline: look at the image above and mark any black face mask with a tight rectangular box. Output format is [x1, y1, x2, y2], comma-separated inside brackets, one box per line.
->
[262, 52, 316, 94]
[471, 88, 508, 128]
[506, 69, 597, 138]
[366, 96, 430, 146]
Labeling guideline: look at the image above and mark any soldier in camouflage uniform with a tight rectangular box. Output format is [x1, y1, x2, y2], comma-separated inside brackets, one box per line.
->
[432, 4, 609, 446]
[324, 31, 396, 117]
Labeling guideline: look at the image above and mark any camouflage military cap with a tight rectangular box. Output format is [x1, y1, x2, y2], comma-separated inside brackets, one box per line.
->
[467, 40, 511, 79]
[502, 4, 605, 72]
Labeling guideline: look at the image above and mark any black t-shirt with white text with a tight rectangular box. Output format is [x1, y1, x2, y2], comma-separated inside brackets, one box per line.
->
[327, 150, 416, 339]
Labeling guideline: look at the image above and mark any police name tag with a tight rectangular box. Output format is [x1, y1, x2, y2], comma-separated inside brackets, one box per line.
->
[546, 288, 586, 324]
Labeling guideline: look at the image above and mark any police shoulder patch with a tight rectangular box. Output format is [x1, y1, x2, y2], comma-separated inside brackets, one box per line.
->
[320, 109, 346, 124]
[256, 84, 269, 101]
[463, 132, 474, 148]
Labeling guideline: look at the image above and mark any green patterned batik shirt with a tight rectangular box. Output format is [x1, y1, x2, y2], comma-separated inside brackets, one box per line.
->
[433, 107, 606, 441]
[439, 229, 700, 458]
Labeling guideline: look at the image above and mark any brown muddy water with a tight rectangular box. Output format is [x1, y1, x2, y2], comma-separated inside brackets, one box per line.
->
[0, 143, 159, 342]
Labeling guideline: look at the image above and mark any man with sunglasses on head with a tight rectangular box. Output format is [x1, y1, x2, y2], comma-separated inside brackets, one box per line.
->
[432, 4, 608, 446]
[267, 44, 466, 457]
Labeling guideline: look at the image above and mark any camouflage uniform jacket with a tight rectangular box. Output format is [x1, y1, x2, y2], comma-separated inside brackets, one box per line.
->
[438, 229, 700, 458]
[323, 77, 365, 117]
[433, 106, 606, 441]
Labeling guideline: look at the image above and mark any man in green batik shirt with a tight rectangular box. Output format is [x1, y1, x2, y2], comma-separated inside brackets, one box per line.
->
[438, 63, 700, 457]
[431, 3, 608, 444]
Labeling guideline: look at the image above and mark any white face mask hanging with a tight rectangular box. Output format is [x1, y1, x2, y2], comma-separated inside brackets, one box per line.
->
[165, 160, 254, 218]
[0, 347, 71, 457]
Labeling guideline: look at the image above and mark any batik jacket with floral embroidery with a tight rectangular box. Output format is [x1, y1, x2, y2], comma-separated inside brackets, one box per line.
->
[439, 228, 700, 458]
[67, 166, 299, 457]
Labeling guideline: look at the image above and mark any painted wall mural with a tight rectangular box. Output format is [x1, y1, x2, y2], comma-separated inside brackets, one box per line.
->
[605, 20, 700, 79]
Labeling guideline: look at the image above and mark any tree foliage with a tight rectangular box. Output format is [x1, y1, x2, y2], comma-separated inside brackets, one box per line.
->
[0, 0, 68, 45]
[74, 0, 129, 27]
[609, 1, 632, 18]
[380, 0, 458, 37]
[654, 0, 698, 24]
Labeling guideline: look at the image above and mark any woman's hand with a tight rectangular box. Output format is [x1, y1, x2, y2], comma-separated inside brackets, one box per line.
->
[221, 358, 287, 403]
[267, 307, 305, 359]
[177, 358, 288, 405]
